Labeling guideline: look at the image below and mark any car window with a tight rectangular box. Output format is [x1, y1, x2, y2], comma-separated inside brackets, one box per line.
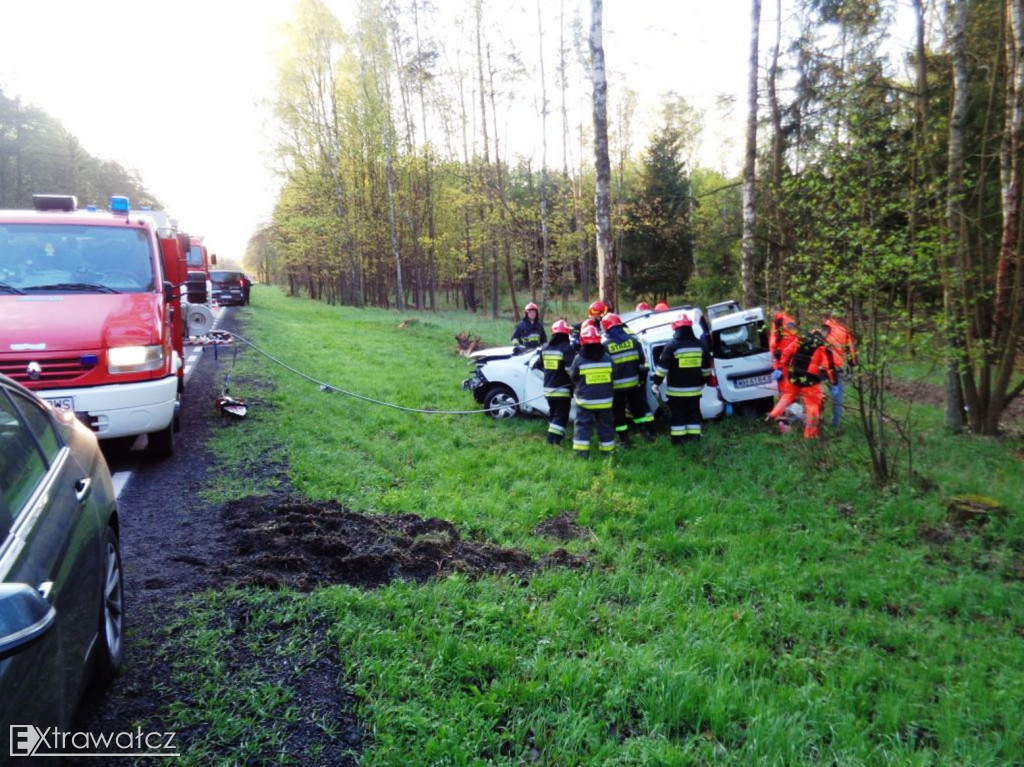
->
[0, 389, 58, 533]
[712, 320, 768, 359]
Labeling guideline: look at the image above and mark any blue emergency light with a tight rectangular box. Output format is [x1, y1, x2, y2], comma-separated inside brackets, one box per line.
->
[110, 196, 130, 213]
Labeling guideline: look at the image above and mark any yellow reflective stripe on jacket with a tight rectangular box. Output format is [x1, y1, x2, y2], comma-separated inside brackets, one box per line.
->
[666, 386, 703, 397]
[575, 397, 614, 409]
[675, 349, 704, 368]
[579, 363, 612, 385]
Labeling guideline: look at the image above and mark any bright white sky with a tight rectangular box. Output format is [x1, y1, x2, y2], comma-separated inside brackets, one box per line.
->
[0, 0, 780, 263]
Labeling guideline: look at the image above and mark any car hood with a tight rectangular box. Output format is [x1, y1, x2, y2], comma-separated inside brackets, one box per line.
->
[468, 344, 520, 363]
[2, 294, 163, 353]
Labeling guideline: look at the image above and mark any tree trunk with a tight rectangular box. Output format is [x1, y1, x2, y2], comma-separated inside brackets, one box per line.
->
[589, 0, 616, 309]
[944, 0, 968, 431]
[741, 0, 761, 308]
[537, 0, 551, 315]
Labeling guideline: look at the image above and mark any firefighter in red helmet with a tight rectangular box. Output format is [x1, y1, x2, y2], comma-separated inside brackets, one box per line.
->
[654, 301, 670, 312]
[588, 300, 609, 319]
[650, 312, 712, 444]
[635, 301, 650, 312]
[532, 319, 577, 445]
[568, 323, 616, 457]
[601, 312, 655, 445]
[511, 301, 546, 350]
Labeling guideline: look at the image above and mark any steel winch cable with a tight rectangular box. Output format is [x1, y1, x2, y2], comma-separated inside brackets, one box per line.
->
[214, 330, 563, 416]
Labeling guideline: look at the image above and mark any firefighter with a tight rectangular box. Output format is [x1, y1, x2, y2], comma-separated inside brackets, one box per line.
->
[654, 301, 670, 312]
[568, 323, 616, 457]
[650, 313, 712, 444]
[532, 319, 576, 445]
[767, 327, 837, 439]
[821, 310, 857, 430]
[511, 302, 546, 350]
[601, 312, 655, 445]
[635, 301, 650, 312]
[570, 300, 609, 347]
[587, 299, 609, 322]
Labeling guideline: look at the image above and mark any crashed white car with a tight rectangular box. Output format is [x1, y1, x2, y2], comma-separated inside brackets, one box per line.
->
[462, 302, 777, 420]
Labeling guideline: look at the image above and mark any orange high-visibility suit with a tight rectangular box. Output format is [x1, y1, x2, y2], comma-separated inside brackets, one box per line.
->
[768, 310, 796, 362]
[768, 333, 836, 438]
[823, 316, 856, 429]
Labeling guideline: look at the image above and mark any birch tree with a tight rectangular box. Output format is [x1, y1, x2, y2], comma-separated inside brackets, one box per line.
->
[741, 0, 761, 308]
[589, 0, 616, 309]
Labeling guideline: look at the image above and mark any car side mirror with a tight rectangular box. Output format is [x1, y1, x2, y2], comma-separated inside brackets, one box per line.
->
[0, 583, 57, 661]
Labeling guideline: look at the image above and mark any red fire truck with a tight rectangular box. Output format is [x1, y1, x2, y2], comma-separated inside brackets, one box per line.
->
[0, 194, 191, 457]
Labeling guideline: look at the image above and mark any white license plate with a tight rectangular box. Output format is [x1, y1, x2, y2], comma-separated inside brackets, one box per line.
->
[44, 396, 75, 412]
[735, 374, 772, 388]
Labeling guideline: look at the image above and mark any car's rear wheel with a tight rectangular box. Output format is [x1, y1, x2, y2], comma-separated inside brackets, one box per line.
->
[483, 384, 519, 418]
[93, 526, 124, 684]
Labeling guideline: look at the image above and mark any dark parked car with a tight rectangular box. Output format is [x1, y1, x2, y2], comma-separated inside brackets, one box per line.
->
[0, 374, 123, 733]
[209, 269, 249, 306]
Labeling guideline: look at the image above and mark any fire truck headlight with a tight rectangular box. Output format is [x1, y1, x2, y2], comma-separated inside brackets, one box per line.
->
[108, 345, 165, 374]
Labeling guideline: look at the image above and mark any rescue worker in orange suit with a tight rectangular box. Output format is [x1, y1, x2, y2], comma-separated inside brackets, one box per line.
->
[822, 311, 857, 430]
[600, 312, 656, 445]
[768, 306, 796, 364]
[568, 323, 616, 457]
[532, 319, 576, 446]
[511, 301, 546, 350]
[768, 319, 799, 414]
[767, 327, 837, 439]
[650, 313, 712, 444]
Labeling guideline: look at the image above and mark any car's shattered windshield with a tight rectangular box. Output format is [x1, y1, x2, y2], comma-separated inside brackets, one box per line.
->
[0, 224, 155, 294]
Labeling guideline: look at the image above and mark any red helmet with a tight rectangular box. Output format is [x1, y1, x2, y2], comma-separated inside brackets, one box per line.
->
[654, 301, 670, 312]
[672, 312, 693, 329]
[635, 302, 650, 312]
[580, 324, 603, 345]
[551, 319, 571, 335]
[524, 302, 539, 313]
[588, 300, 608, 318]
[600, 312, 623, 331]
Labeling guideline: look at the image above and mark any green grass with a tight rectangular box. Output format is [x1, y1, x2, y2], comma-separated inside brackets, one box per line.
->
[169, 285, 1023, 765]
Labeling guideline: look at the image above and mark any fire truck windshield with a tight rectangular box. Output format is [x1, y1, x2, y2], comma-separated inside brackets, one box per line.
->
[0, 224, 155, 293]
[187, 244, 206, 269]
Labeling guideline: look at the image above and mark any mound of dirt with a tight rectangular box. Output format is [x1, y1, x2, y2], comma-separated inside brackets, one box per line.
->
[217, 497, 587, 590]
[532, 510, 594, 542]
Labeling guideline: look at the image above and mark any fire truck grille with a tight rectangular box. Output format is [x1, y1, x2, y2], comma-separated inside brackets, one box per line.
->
[0, 356, 96, 387]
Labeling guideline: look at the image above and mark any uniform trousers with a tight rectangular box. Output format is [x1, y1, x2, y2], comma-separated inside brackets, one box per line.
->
[572, 406, 616, 454]
[667, 394, 702, 443]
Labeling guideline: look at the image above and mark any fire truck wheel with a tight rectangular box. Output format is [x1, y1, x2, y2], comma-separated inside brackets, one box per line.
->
[148, 421, 175, 459]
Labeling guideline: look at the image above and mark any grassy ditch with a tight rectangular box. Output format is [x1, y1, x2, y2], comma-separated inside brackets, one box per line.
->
[174, 286, 1023, 764]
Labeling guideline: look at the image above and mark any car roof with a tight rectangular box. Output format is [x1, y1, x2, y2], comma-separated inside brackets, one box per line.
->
[623, 306, 704, 339]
